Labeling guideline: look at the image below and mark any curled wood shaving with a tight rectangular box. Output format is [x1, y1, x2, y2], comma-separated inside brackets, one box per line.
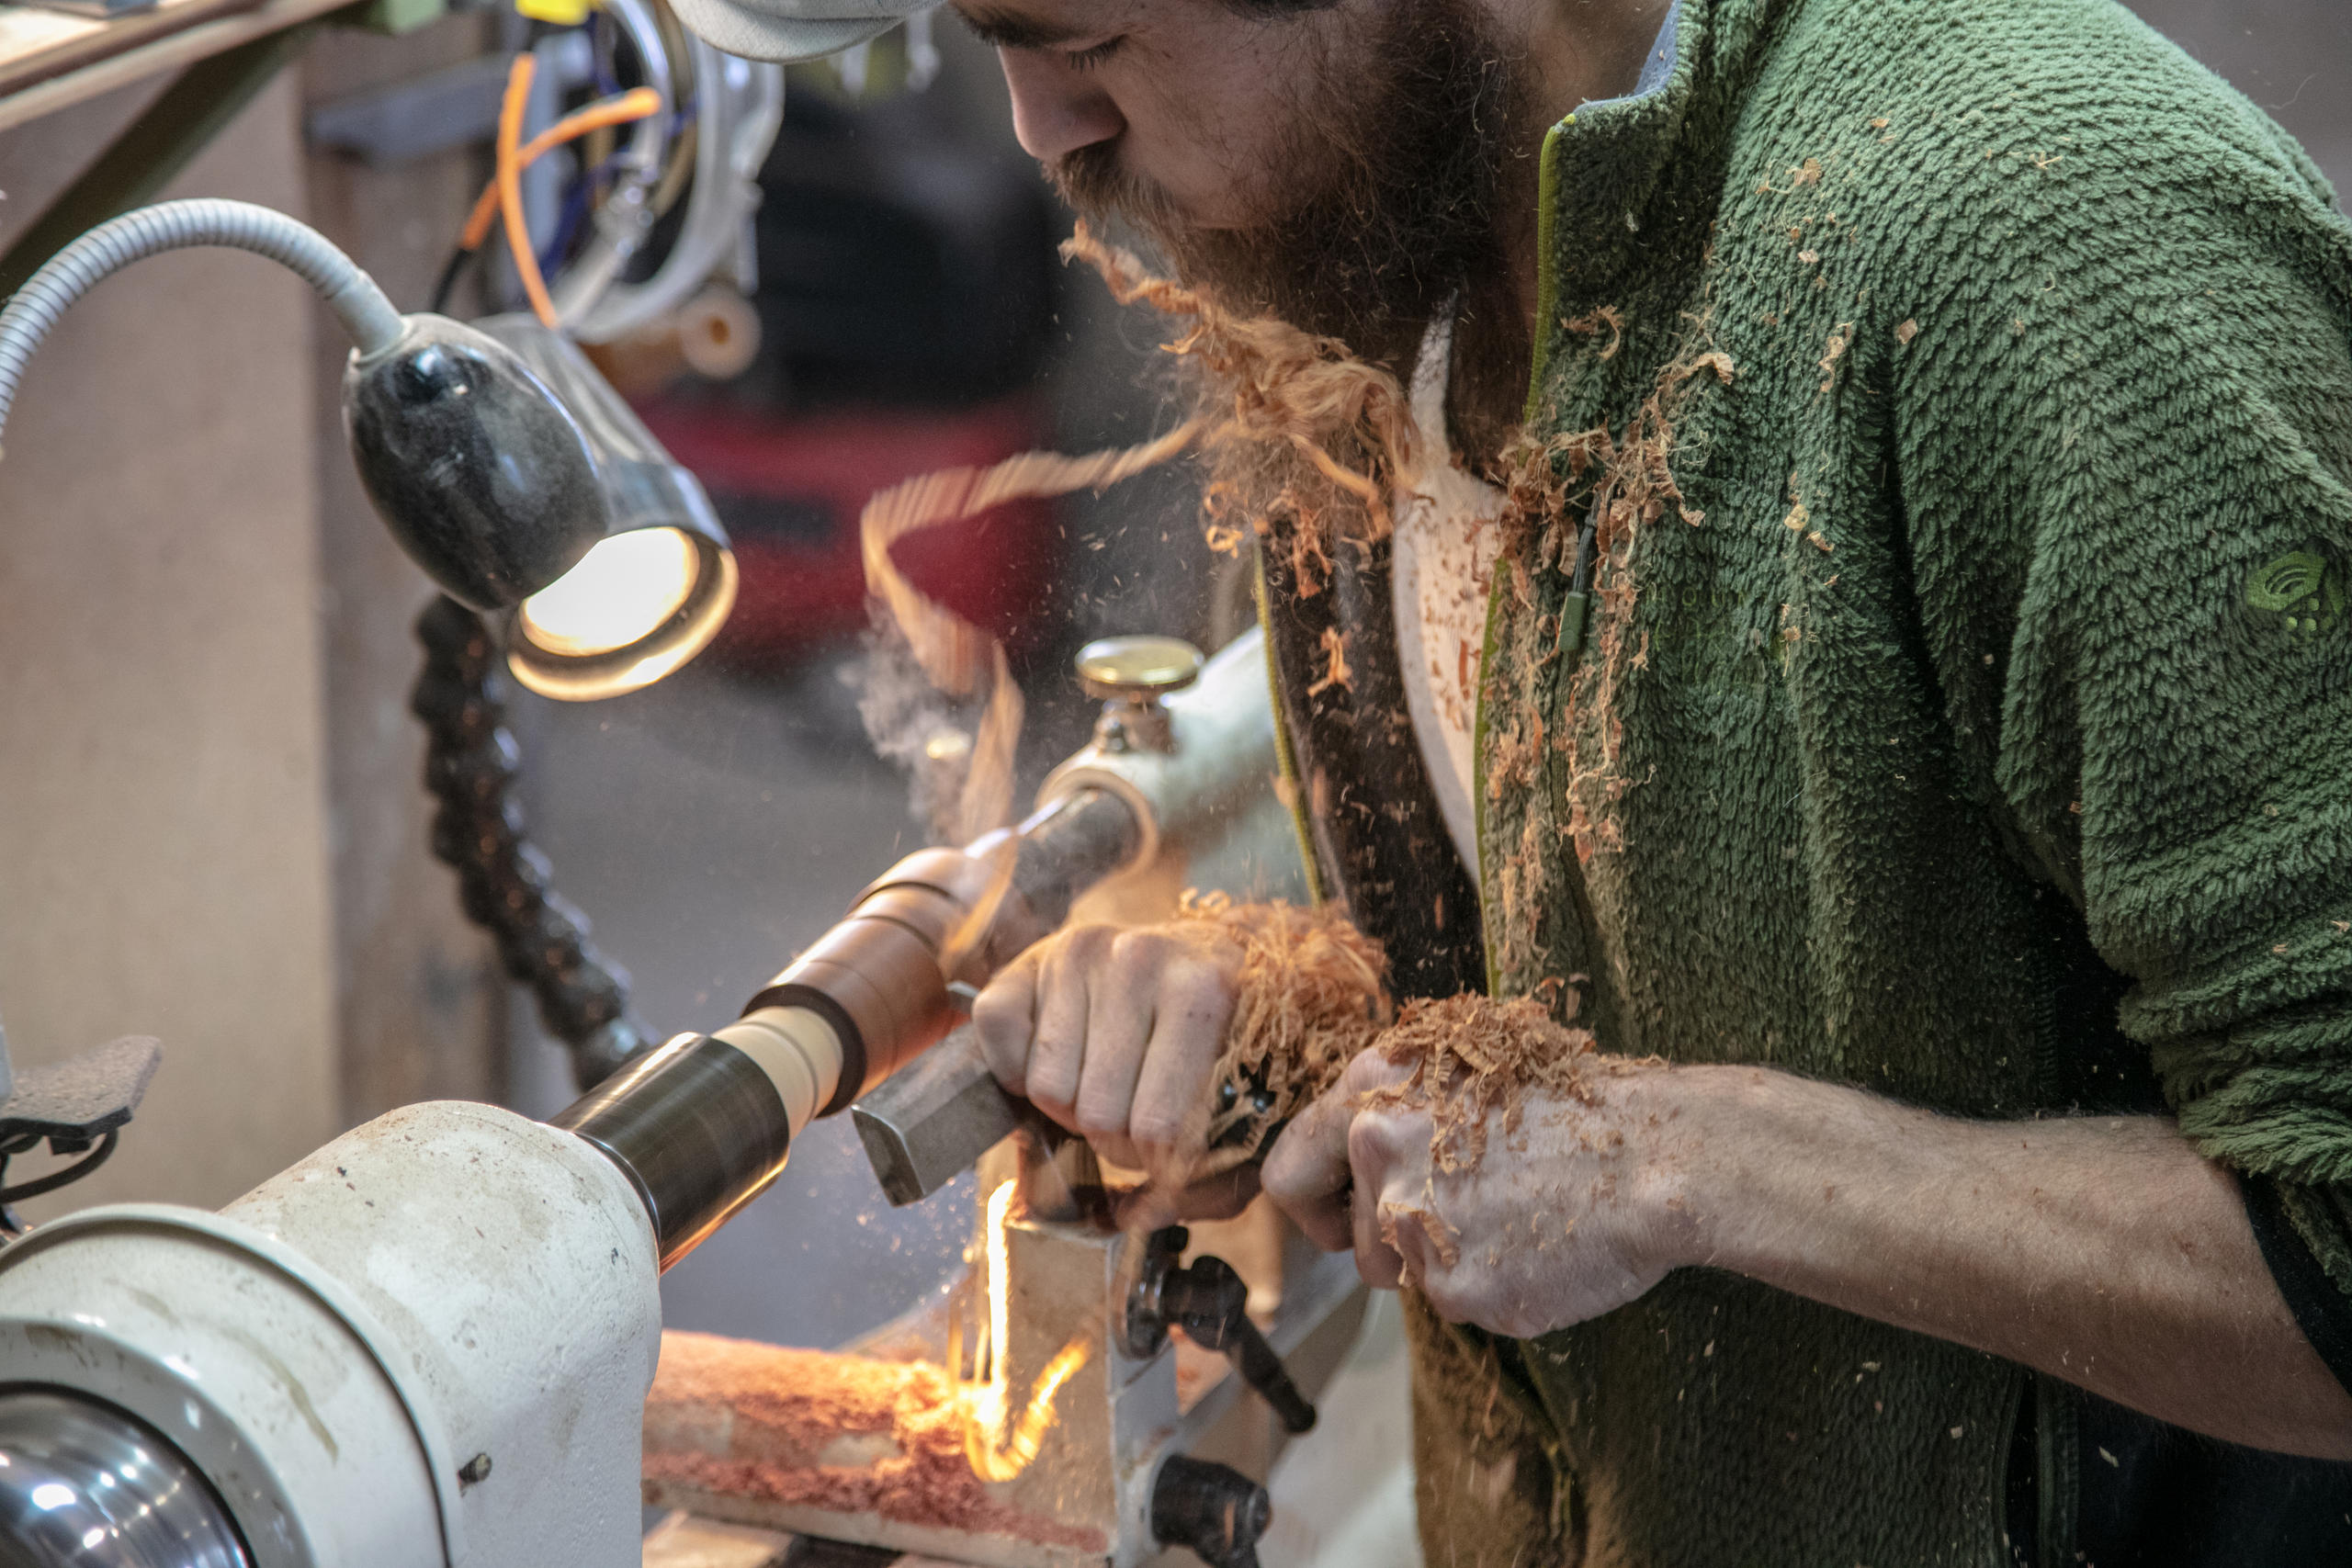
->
[858, 423, 1200, 842]
[1306, 626, 1354, 696]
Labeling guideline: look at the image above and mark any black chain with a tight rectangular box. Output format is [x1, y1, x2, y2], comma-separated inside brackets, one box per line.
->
[412, 595, 651, 1089]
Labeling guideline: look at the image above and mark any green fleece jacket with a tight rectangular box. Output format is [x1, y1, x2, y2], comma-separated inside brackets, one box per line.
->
[1340, 0, 2352, 1562]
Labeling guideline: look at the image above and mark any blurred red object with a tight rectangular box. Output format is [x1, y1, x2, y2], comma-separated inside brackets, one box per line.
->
[635, 396, 1063, 666]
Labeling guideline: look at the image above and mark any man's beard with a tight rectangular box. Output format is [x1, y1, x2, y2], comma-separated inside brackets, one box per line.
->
[1050, 0, 1526, 377]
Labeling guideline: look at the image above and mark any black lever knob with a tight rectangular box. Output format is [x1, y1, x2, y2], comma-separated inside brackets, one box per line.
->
[1163, 1255, 1317, 1434]
[1125, 1227, 1317, 1434]
[1151, 1454, 1272, 1568]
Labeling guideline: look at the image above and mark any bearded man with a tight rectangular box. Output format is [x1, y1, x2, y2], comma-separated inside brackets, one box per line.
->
[673, 0, 2352, 1562]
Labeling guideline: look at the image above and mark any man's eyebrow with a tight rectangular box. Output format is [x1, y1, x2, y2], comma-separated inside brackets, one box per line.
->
[952, 4, 1091, 49]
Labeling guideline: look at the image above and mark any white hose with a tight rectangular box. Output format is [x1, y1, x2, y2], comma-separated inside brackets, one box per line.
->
[0, 199, 405, 457]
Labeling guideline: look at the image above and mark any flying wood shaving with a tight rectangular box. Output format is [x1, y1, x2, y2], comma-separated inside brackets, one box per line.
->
[1176, 893, 1391, 1176]
[857, 423, 1200, 841]
[1361, 994, 1598, 1173]
[937, 839, 1019, 982]
[859, 228, 1413, 840]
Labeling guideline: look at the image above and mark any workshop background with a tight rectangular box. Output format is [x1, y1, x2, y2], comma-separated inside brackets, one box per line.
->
[0, 0, 2340, 1560]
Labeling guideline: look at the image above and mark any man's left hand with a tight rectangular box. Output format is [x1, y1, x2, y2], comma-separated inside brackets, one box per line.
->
[1261, 1043, 2352, 1460]
[1260, 1046, 1699, 1339]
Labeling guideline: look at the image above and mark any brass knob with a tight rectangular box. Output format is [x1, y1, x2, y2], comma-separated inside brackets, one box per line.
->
[1075, 636, 1203, 753]
[1075, 636, 1204, 701]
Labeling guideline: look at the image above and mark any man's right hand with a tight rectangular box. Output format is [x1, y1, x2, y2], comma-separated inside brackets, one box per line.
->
[970, 919, 1257, 1218]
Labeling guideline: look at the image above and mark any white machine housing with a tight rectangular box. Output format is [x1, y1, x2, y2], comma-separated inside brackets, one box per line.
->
[0, 1100, 662, 1566]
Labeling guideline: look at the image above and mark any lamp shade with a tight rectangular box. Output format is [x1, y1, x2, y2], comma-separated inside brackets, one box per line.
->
[469, 315, 739, 702]
[343, 314, 610, 611]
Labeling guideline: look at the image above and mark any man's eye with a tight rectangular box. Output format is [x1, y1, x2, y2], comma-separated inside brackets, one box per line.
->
[1062, 36, 1124, 70]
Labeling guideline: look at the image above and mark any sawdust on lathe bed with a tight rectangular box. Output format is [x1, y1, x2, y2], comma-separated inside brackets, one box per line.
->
[642, 1330, 1102, 1552]
[1363, 993, 1599, 1174]
[1178, 891, 1391, 1171]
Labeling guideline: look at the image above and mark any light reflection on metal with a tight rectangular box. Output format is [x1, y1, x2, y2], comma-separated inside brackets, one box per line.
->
[956, 1179, 1090, 1483]
[0, 1391, 249, 1566]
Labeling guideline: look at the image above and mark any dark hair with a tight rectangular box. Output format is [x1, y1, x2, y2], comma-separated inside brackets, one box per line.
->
[1223, 0, 1342, 12]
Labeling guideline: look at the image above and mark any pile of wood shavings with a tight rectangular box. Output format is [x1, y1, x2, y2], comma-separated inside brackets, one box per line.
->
[1362, 994, 1599, 1173]
[641, 1330, 1102, 1552]
[1177, 892, 1390, 1168]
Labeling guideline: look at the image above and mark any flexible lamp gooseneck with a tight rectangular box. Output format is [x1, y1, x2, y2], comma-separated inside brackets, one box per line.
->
[0, 198, 738, 701]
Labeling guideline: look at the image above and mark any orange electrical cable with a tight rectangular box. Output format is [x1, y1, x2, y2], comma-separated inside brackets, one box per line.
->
[458, 85, 663, 253]
[494, 54, 559, 326]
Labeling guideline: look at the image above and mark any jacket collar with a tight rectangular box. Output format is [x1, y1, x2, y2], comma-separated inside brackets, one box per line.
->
[1525, 0, 1792, 419]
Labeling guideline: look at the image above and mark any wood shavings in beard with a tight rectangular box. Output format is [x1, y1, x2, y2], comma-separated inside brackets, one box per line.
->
[857, 227, 1412, 842]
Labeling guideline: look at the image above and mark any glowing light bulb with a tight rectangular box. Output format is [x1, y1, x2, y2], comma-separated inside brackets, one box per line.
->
[517, 527, 701, 659]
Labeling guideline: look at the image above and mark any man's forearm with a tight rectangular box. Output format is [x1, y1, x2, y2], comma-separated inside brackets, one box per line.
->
[1672, 1065, 2352, 1460]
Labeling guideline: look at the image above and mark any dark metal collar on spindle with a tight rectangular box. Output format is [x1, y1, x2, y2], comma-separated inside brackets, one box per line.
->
[551, 1032, 793, 1270]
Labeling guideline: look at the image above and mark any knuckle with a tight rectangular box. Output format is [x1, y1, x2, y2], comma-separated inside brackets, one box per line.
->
[1164, 960, 1236, 1017]
[1259, 1165, 1301, 1208]
[1128, 1105, 1185, 1148]
[1026, 1050, 1079, 1110]
[1061, 923, 1115, 962]
[1073, 1095, 1126, 1143]
[969, 987, 1019, 1036]
[1346, 1113, 1396, 1173]
[1108, 929, 1166, 967]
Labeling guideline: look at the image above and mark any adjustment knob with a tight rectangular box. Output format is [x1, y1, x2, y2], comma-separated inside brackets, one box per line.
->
[1075, 636, 1203, 753]
[1075, 636, 1204, 702]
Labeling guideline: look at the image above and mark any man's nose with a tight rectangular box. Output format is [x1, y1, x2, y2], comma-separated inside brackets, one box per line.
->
[997, 49, 1124, 163]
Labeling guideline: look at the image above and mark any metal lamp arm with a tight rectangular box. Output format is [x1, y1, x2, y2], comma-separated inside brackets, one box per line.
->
[0, 199, 403, 450]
